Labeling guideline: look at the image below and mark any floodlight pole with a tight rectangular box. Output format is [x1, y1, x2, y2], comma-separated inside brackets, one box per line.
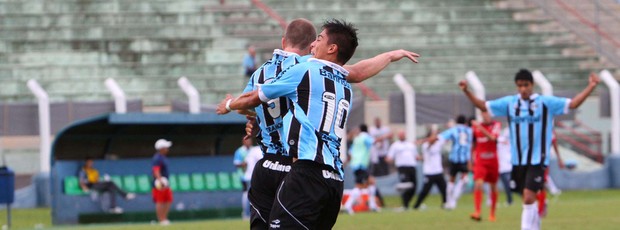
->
[27, 80, 51, 173]
[600, 70, 620, 154]
[465, 71, 485, 120]
[393, 74, 416, 142]
[177, 76, 200, 114]
[104, 78, 127, 113]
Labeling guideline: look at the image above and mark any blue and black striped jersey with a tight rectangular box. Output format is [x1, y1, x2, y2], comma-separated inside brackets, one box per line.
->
[243, 49, 311, 156]
[486, 93, 570, 166]
[259, 58, 353, 176]
[439, 124, 473, 164]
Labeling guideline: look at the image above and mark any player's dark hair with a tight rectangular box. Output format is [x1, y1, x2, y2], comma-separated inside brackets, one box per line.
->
[514, 69, 534, 83]
[284, 18, 316, 50]
[321, 19, 358, 64]
[456, 115, 467, 124]
[360, 124, 368, 132]
[468, 116, 476, 127]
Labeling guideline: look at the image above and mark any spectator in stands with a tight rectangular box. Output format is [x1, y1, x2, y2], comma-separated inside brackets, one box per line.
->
[152, 139, 173, 226]
[242, 45, 257, 78]
[79, 158, 135, 214]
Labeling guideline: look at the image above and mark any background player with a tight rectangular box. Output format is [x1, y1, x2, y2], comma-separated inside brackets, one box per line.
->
[437, 115, 473, 209]
[233, 138, 252, 219]
[152, 139, 173, 226]
[459, 69, 599, 230]
[469, 111, 501, 222]
[497, 127, 514, 206]
[413, 129, 447, 210]
[386, 130, 420, 211]
[344, 124, 379, 214]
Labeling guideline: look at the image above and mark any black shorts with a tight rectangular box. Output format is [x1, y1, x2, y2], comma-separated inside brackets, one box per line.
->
[268, 160, 344, 230]
[510, 165, 546, 193]
[396, 166, 417, 190]
[353, 169, 370, 185]
[248, 155, 292, 230]
[449, 162, 469, 177]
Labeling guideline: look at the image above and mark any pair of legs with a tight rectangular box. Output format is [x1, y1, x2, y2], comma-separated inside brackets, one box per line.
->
[446, 162, 469, 209]
[268, 160, 343, 229]
[152, 187, 173, 225]
[396, 166, 417, 209]
[413, 173, 447, 209]
[344, 168, 380, 214]
[498, 172, 513, 205]
[248, 156, 291, 230]
[89, 181, 132, 211]
[512, 165, 546, 230]
[471, 162, 499, 221]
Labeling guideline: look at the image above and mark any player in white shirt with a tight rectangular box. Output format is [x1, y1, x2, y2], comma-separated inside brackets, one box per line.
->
[242, 145, 263, 220]
[413, 130, 448, 210]
[369, 117, 392, 176]
[386, 130, 420, 210]
[497, 127, 513, 206]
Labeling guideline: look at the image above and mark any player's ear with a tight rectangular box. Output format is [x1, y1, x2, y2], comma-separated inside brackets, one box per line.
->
[328, 44, 338, 55]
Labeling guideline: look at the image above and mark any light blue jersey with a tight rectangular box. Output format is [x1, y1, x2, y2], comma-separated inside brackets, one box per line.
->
[242, 49, 312, 156]
[486, 93, 570, 166]
[349, 132, 374, 171]
[439, 124, 473, 164]
[259, 58, 353, 176]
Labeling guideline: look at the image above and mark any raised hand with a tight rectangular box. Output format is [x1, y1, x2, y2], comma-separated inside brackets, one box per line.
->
[389, 49, 420, 63]
[458, 80, 468, 91]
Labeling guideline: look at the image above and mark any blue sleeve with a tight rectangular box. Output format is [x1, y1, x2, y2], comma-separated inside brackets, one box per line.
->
[439, 128, 453, 141]
[467, 128, 473, 153]
[233, 148, 244, 164]
[486, 95, 513, 117]
[258, 64, 307, 102]
[542, 96, 571, 116]
[364, 136, 374, 149]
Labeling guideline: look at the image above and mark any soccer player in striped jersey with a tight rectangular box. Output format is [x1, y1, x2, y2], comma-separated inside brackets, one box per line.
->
[469, 111, 501, 222]
[218, 20, 419, 229]
[459, 69, 599, 230]
[438, 115, 473, 209]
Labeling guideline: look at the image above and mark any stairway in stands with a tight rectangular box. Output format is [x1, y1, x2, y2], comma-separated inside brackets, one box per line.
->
[0, 0, 270, 106]
[256, 0, 617, 98]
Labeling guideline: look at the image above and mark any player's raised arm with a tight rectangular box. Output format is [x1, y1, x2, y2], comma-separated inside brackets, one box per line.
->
[459, 80, 487, 111]
[344, 49, 420, 83]
[568, 72, 600, 109]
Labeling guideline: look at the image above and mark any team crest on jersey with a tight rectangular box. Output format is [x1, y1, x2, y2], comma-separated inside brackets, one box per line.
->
[288, 140, 295, 145]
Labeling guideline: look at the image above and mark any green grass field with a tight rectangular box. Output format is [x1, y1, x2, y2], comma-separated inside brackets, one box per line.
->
[2, 189, 619, 230]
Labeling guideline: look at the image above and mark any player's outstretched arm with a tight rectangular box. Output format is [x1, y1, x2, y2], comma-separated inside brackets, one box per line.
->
[568, 73, 600, 109]
[344, 49, 420, 83]
[216, 91, 262, 115]
[459, 80, 487, 111]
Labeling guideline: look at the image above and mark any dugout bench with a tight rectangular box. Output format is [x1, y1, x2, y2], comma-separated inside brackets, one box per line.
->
[50, 113, 248, 225]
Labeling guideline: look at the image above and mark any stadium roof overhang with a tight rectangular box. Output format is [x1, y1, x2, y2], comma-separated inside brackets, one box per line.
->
[51, 113, 247, 163]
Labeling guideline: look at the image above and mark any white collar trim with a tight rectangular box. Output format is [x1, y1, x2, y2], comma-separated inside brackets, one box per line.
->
[307, 58, 349, 76]
[273, 49, 299, 57]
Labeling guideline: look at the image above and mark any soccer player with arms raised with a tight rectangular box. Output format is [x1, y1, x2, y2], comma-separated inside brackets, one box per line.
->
[459, 69, 599, 230]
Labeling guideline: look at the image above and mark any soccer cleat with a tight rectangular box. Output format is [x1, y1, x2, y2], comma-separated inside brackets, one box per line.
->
[489, 215, 496, 222]
[470, 212, 482, 222]
[160, 220, 171, 226]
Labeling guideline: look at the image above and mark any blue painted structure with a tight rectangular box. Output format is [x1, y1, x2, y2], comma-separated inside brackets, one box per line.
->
[50, 113, 247, 224]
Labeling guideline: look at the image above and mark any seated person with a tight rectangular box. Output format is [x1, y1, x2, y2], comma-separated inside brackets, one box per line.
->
[79, 158, 135, 213]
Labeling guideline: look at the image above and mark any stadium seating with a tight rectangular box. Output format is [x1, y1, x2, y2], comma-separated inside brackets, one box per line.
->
[0, 0, 615, 105]
[62, 171, 241, 195]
